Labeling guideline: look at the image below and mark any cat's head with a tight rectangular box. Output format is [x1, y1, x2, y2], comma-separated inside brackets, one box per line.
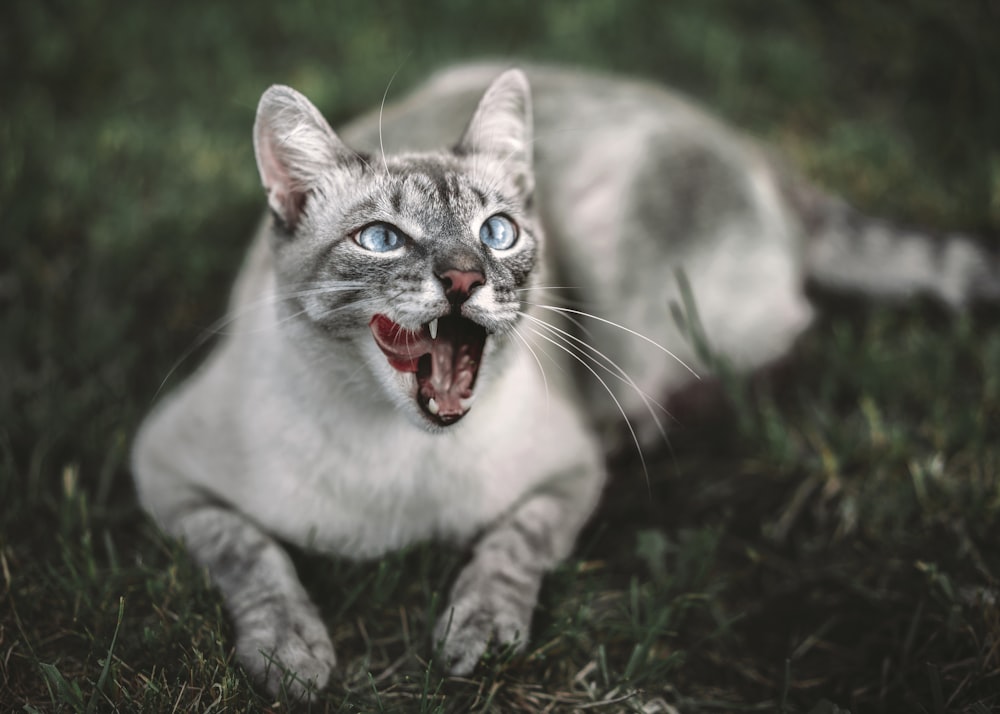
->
[252, 69, 539, 429]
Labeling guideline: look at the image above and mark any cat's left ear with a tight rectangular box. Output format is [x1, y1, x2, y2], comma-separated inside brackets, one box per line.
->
[253, 85, 355, 229]
[456, 69, 533, 194]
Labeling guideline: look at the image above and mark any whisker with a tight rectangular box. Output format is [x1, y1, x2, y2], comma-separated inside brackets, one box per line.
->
[309, 296, 382, 325]
[520, 312, 672, 439]
[517, 286, 600, 340]
[514, 284, 598, 311]
[153, 288, 375, 400]
[378, 60, 408, 178]
[153, 328, 222, 402]
[280, 277, 368, 291]
[514, 285, 581, 292]
[152, 293, 299, 399]
[530, 304, 597, 343]
[270, 283, 366, 301]
[222, 282, 367, 333]
[510, 325, 551, 415]
[525, 325, 651, 486]
[527, 303, 700, 380]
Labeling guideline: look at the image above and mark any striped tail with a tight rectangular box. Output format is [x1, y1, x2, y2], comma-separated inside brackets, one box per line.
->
[791, 185, 1000, 309]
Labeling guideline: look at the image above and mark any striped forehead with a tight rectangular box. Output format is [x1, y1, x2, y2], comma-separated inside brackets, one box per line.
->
[385, 159, 490, 217]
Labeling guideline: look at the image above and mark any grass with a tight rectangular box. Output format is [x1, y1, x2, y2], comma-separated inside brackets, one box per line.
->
[2, 0, 999, 711]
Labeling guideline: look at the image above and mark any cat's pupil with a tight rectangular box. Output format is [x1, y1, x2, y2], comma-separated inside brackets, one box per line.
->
[480, 214, 518, 251]
[357, 223, 404, 253]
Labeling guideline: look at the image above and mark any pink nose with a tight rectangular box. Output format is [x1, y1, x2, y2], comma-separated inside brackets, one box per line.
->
[438, 269, 485, 303]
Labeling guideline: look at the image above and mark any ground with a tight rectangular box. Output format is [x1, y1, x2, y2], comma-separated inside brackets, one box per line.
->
[2, 1, 999, 711]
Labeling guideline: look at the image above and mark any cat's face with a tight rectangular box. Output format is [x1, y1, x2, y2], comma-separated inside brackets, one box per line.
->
[253, 71, 538, 428]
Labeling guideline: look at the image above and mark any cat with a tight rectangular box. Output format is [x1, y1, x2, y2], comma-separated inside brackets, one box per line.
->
[131, 62, 999, 699]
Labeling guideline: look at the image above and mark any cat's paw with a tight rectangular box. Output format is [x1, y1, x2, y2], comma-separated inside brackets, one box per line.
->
[433, 591, 531, 676]
[235, 604, 336, 700]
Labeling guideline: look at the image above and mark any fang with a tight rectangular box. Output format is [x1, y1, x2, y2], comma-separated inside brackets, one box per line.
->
[427, 397, 440, 415]
[428, 318, 438, 340]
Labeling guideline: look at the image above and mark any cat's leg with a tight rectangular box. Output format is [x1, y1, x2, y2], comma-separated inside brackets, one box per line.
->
[171, 504, 336, 699]
[434, 470, 602, 675]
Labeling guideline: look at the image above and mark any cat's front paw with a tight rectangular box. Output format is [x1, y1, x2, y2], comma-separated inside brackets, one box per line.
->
[433, 590, 531, 676]
[235, 604, 337, 700]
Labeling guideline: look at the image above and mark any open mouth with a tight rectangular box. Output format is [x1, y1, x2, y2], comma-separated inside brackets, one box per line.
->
[369, 313, 487, 425]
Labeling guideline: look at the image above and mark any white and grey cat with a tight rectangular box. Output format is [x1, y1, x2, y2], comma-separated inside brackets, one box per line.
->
[132, 62, 998, 698]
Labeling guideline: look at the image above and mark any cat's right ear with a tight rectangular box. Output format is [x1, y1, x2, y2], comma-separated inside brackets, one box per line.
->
[253, 85, 352, 230]
[455, 69, 533, 196]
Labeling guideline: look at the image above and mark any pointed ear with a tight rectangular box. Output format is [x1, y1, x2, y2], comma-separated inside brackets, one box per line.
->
[456, 69, 533, 188]
[253, 85, 353, 229]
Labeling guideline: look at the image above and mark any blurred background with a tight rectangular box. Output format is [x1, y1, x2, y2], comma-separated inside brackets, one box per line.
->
[2, 1, 999, 711]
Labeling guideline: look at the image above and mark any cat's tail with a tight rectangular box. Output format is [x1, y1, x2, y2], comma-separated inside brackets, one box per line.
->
[787, 180, 1000, 309]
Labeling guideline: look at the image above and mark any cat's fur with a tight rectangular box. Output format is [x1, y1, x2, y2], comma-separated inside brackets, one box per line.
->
[132, 62, 999, 698]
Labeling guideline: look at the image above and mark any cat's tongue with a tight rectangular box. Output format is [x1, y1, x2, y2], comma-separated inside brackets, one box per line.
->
[369, 314, 431, 372]
[369, 314, 486, 425]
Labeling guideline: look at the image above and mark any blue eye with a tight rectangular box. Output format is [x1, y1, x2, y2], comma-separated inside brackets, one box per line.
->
[479, 214, 518, 251]
[356, 223, 405, 252]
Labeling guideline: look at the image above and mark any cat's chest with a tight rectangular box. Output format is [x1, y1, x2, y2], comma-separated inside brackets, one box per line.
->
[206, 338, 597, 559]
[230, 384, 541, 558]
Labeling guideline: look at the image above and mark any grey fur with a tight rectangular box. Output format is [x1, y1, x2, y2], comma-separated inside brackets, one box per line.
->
[132, 63, 999, 698]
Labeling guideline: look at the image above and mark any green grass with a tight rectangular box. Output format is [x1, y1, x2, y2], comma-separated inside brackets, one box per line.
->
[2, 0, 999, 711]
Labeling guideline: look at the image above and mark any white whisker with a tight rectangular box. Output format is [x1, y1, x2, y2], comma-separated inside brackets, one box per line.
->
[531, 302, 596, 342]
[272, 282, 366, 301]
[309, 296, 382, 324]
[528, 303, 700, 380]
[519, 311, 671, 440]
[514, 284, 597, 311]
[378, 62, 406, 178]
[514, 285, 581, 292]
[220, 281, 367, 333]
[525, 325, 651, 485]
[511, 325, 551, 415]
[153, 285, 374, 400]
